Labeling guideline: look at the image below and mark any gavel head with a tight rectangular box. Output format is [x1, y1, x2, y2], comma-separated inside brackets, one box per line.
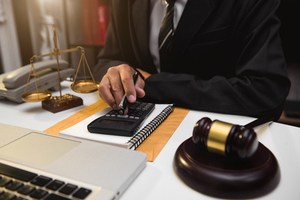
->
[192, 117, 258, 159]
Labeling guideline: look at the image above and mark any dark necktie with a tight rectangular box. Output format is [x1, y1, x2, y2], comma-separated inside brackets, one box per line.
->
[159, 0, 175, 65]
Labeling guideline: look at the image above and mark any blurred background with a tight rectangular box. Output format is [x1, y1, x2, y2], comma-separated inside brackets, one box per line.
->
[0, 0, 109, 73]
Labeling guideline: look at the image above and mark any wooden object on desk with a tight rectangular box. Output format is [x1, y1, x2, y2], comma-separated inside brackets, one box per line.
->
[174, 138, 280, 199]
[42, 94, 83, 113]
[44, 100, 189, 162]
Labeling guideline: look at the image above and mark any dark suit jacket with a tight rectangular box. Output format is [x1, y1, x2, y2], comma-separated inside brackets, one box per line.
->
[93, 0, 291, 119]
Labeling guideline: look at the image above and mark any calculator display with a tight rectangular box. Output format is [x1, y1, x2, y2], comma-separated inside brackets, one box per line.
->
[95, 118, 136, 130]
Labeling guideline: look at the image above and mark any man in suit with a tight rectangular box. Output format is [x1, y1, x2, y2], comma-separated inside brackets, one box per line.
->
[93, 0, 290, 119]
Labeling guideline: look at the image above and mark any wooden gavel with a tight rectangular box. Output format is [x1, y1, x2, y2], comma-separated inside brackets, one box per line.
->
[192, 117, 260, 159]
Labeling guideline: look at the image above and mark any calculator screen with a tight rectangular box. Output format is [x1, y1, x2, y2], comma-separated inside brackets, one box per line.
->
[97, 119, 135, 130]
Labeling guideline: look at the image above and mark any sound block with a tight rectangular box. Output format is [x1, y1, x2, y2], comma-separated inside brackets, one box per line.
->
[42, 94, 83, 113]
[173, 137, 280, 199]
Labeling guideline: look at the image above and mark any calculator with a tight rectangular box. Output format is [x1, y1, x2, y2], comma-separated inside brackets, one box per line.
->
[87, 101, 155, 136]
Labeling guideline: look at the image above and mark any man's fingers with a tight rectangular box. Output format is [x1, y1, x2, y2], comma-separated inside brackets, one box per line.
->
[98, 76, 117, 109]
[98, 64, 146, 109]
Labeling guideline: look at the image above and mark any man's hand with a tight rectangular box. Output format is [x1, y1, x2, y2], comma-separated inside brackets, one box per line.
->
[98, 64, 146, 110]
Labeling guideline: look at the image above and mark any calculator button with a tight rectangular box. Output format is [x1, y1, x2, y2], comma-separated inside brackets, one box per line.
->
[117, 115, 129, 118]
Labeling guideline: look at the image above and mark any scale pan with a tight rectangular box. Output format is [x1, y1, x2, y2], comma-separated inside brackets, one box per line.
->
[22, 91, 52, 102]
[71, 80, 98, 93]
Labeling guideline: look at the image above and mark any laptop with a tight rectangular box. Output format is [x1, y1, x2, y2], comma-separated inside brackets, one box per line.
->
[0, 122, 147, 200]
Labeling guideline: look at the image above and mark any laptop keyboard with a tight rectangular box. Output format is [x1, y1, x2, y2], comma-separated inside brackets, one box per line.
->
[0, 162, 92, 200]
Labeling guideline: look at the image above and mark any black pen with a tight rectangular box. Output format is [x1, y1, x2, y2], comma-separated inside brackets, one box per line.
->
[118, 71, 139, 115]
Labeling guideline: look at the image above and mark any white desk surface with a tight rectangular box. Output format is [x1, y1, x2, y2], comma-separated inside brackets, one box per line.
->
[1, 81, 300, 200]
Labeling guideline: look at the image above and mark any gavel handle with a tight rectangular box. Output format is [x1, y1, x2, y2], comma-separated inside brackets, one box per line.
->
[244, 116, 273, 129]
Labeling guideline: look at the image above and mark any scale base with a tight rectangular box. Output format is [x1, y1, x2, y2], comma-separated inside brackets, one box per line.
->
[173, 137, 280, 199]
[42, 94, 83, 113]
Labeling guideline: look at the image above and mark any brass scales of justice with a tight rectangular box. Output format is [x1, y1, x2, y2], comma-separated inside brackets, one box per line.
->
[21, 26, 99, 113]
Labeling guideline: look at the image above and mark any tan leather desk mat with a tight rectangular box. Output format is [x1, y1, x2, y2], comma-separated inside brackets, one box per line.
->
[44, 100, 189, 162]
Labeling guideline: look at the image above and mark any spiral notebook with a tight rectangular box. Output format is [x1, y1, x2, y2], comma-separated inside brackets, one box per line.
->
[61, 104, 173, 150]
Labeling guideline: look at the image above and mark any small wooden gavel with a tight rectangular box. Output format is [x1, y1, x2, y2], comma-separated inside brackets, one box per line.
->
[192, 117, 259, 159]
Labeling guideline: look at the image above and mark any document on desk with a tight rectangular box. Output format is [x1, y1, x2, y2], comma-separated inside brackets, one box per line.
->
[61, 104, 173, 149]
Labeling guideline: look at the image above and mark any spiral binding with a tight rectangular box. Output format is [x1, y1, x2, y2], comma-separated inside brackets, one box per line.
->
[127, 105, 173, 150]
